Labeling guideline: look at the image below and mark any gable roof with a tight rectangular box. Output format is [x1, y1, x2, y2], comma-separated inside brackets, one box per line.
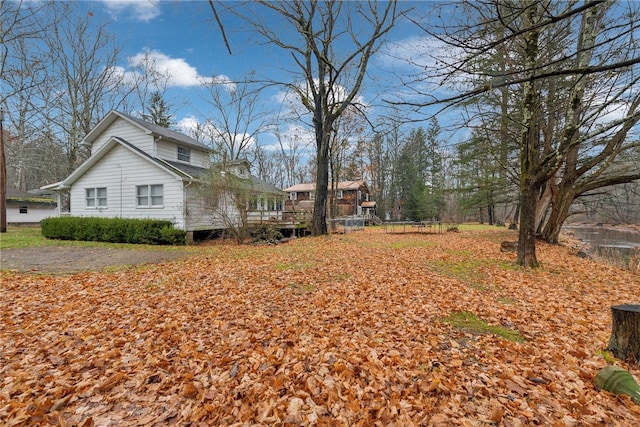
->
[6, 188, 56, 205]
[245, 175, 286, 195]
[56, 136, 203, 189]
[84, 110, 211, 152]
[284, 180, 368, 193]
[44, 137, 282, 197]
[195, 160, 285, 196]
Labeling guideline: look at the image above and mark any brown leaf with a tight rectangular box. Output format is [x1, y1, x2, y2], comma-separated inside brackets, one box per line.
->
[95, 372, 124, 392]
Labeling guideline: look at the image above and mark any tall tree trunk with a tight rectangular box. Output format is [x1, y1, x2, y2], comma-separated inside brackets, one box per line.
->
[312, 121, 330, 236]
[518, 179, 540, 267]
[517, 1, 541, 268]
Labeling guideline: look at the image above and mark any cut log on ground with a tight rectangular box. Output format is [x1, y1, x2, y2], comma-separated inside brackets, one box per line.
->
[594, 365, 640, 405]
[500, 241, 518, 252]
[607, 304, 640, 364]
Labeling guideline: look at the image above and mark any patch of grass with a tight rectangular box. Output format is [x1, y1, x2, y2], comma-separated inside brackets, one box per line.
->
[389, 240, 436, 249]
[444, 249, 474, 257]
[429, 259, 485, 284]
[454, 223, 511, 232]
[592, 247, 640, 275]
[597, 349, 616, 364]
[442, 311, 525, 343]
[328, 272, 351, 282]
[497, 297, 518, 305]
[429, 258, 518, 291]
[275, 261, 316, 271]
[288, 282, 315, 293]
[1, 226, 54, 248]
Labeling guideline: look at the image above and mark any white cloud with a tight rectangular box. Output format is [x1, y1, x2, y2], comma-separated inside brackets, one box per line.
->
[126, 49, 235, 90]
[176, 115, 200, 136]
[272, 79, 367, 121]
[175, 116, 257, 150]
[100, 0, 161, 22]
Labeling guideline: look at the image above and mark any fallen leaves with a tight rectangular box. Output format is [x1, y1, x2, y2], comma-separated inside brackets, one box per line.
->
[1, 228, 639, 425]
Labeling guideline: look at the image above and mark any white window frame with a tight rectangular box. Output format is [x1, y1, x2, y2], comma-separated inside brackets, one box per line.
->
[289, 192, 297, 201]
[19, 206, 28, 214]
[336, 190, 344, 199]
[86, 187, 107, 209]
[177, 146, 191, 163]
[136, 184, 164, 208]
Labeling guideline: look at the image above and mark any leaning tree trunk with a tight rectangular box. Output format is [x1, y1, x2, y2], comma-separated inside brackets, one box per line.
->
[541, 187, 576, 244]
[607, 304, 640, 364]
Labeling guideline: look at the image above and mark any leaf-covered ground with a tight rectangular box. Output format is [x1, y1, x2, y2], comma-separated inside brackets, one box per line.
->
[1, 228, 639, 426]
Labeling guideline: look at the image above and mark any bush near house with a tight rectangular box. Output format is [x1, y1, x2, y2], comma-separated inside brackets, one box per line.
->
[247, 224, 284, 245]
[40, 217, 186, 245]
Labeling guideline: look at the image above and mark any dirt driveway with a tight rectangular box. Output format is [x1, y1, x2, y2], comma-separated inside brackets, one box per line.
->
[0, 246, 191, 274]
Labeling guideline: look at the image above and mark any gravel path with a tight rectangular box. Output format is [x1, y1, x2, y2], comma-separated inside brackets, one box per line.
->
[0, 246, 190, 273]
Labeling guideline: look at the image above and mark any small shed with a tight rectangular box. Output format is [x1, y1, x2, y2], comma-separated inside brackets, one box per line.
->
[6, 189, 57, 225]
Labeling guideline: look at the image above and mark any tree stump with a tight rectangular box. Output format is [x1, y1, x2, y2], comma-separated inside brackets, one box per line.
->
[607, 304, 640, 364]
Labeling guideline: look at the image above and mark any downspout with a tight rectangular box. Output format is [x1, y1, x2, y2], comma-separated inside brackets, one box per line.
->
[153, 135, 161, 158]
[183, 179, 192, 232]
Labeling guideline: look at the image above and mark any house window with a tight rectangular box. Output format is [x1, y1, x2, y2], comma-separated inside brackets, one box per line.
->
[177, 146, 191, 163]
[273, 199, 283, 211]
[310, 191, 315, 200]
[336, 190, 344, 200]
[289, 192, 297, 201]
[86, 187, 107, 208]
[19, 206, 28, 214]
[136, 184, 164, 207]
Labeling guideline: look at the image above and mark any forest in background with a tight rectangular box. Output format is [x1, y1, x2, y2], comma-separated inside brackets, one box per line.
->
[2, 1, 639, 260]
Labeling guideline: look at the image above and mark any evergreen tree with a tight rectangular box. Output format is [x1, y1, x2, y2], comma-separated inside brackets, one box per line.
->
[145, 91, 173, 128]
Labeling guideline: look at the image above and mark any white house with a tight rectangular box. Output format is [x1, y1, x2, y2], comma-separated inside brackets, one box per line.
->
[43, 111, 285, 238]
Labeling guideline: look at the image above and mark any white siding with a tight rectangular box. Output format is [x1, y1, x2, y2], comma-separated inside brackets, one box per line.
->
[91, 119, 154, 154]
[7, 205, 57, 224]
[155, 139, 209, 168]
[69, 144, 187, 229]
[184, 184, 242, 231]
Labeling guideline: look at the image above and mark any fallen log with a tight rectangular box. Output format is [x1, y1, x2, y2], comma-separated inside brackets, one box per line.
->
[594, 365, 640, 405]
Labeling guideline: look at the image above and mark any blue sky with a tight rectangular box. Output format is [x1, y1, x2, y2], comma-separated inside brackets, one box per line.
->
[74, 1, 455, 149]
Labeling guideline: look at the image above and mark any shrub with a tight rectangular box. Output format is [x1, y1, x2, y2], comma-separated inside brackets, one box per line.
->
[248, 224, 283, 245]
[160, 226, 188, 245]
[40, 217, 185, 245]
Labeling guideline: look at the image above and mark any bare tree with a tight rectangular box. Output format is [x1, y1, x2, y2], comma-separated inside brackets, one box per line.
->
[126, 49, 174, 119]
[404, 0, 640, 267]
[36, 2, 129, 172]
[198, 167, 253, 244]
[198, 73, 270, 163]
[328, 106, 367, 217]
[218, 0, 400, 235]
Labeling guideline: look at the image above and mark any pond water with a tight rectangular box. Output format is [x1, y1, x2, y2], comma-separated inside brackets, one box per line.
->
[563, 226, 640, 259]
